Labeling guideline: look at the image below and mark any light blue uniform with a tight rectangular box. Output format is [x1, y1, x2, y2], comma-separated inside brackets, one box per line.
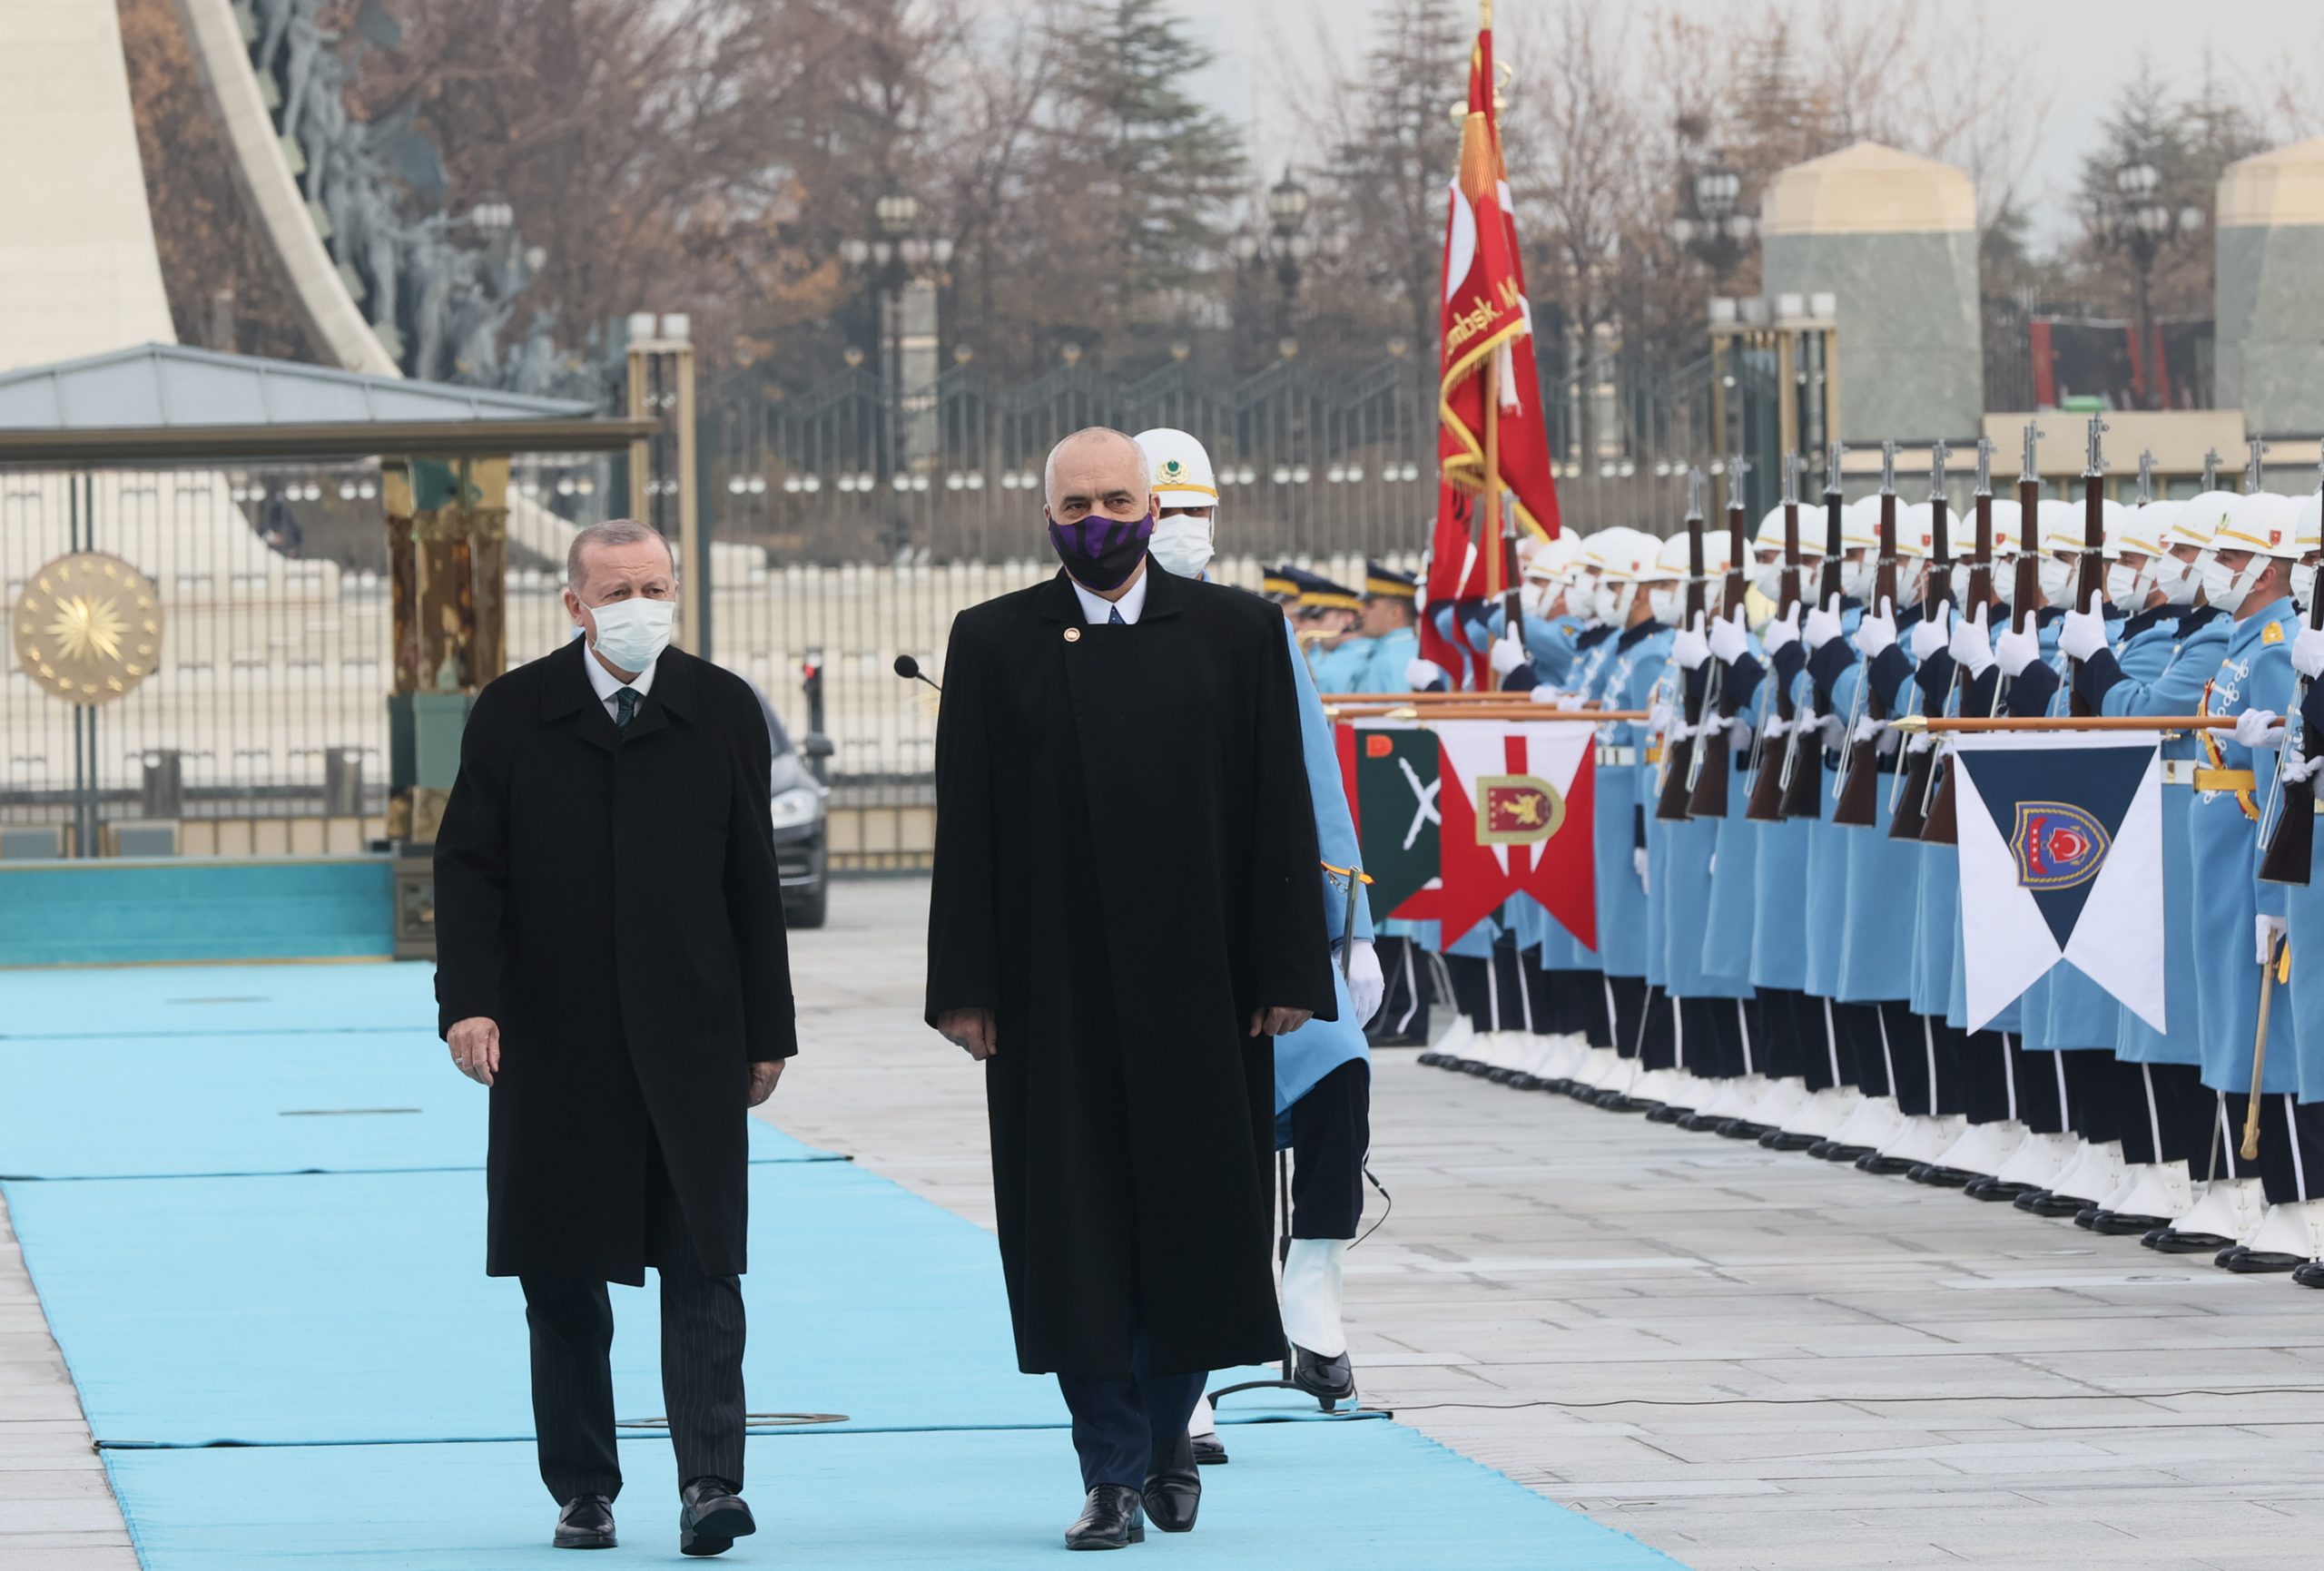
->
[1699, 629, 1768, 986]
[1748, 640, 1814, 995]
[1308, 635, 1376, 694]
[1651, 650, 1753, 1002]
[2190, 597, 2300, 1095]
[1485, 605, 1586, 690]
[2101, 608, 2230, 1066]
[1343, 623, 1420, 694]
[1831, 614, 1925, 1006]
[2281, 667, 2324, 1100]
[1800, 603, 1864, 1001]
[1593, 620, 1675, 979]
[1272, 619, 1373, 1112]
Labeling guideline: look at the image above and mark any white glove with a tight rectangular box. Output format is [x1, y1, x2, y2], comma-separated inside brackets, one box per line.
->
[1553, 691, 1586, 712]
[2234, 708, 2285, 751]
[1672, 615, 1711, 671]
[1850, 712, 1882, 745]
[2059, 599, 2110, 663]
[1994, 622, 2041, 678]
[1908, 607, 1951, 664]
[1726, 712, 1756, 743]
[1406, 657, 1447, 692]
[1344, 938, 1385, 1027]
[1817, 712, 1846, 751]
[1708, 610, 1749, 665]
[1413, 580, 1429, 620]
[1803, 596, 1845, 652]
[1528, 683, 1562, 705]
[1949, 604, 1995, 679]
[2294, 625, 2324, 682]
[2258, 913, 2288, 966]
[1856, 599, 1897, 661]
[1632, 846, 1650, 892]
[2283, 748, 2321, 785]
[1488, 628, 1528, 677]
[1760, 609, 1801, 657]
[1648, 700, 1675, 736]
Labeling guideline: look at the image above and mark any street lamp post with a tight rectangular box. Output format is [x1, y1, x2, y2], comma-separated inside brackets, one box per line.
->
[2100, 159, 2204, 410]
[841, 189, 955, 480]
[1233, 170, 1321, 353]
[1670, 160, 1756, 289]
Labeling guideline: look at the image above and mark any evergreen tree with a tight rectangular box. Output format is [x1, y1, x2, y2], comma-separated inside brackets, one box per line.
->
[1038, 0, 1247, 357]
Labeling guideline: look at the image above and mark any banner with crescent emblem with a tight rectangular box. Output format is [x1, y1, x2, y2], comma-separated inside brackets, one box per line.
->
[1952, 733, 2165, 1033]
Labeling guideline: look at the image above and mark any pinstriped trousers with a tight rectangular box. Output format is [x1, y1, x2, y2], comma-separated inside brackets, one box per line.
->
[518, 1152, 746, 1504]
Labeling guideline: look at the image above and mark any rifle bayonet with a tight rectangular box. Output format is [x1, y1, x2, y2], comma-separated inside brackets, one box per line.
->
[1974, 436, 1995, 497]
[1685, 465, 1706, 522]
[2203, 447, 2221, 492]
[2020, 421, 2044, 486]
[1825, 440, 1847, 496]
[2084, 413, 2108, 478]
[1928, 437, 1952, 503]
[1781, 449, 1801, 507]
[2247, 438, 2269, 495]
[1725, 450, 1752, 515]
[2136, 449, 2156, 506]
[1880, 437, 1898, 496]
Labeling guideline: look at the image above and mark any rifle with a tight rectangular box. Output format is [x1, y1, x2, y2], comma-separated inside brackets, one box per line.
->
[2260, 448, 2324, 886]
[1656, 466, 1712, 820]
[1745, 451, 1806, 821]
[1919, 437, 1995, 845]
[1996, 421, 2045, 714]
[1889, 438, 1954, 840]
[2201, 447, 2221, 494]
[1778, 443, 1849, 818]
[2066, 413, 2110, 716]
[1832, 439, 1902, 828]
[1687, 455, 1753, 818]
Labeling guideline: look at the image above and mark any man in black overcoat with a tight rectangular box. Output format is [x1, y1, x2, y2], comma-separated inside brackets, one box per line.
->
[434, 520, 795, 1556]
[925, 427, 1337, 1550]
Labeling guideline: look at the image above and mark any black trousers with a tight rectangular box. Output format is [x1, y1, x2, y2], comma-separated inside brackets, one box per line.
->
[1290, 1060, 1370, 1241]
[1056, 1325, 1207, 1493]
[518, 1155, 746, 1505]
[1370, 935, 1433, 1043]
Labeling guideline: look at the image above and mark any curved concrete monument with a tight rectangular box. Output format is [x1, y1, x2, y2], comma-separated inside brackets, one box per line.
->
[0, 0, 176, 372]
[2216, 136, 2324, 439]
[1761, 141, 1982, 446]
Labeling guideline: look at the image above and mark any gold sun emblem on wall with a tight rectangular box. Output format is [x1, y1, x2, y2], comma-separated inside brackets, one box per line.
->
[11, 553, 163, 706]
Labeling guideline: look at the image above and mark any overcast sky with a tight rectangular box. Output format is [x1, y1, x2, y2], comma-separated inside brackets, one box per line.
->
[1160, 0, 2311, 250]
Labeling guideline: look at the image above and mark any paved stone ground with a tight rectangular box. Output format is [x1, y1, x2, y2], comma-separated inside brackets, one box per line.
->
[0, 1190, 137, 1569]
[775, 878, 2324, 1571]
[9, 875, 2324, 1569]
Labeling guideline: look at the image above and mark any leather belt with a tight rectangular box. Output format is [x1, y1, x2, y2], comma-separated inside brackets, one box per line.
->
[2194, 768, 2256, 792]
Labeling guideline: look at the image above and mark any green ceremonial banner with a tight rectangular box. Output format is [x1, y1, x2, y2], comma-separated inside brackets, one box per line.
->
[1346, 725, 1441, 923]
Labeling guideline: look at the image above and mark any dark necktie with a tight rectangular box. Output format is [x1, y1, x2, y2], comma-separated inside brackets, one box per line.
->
[614, 687, 640, 730]
[1108, 606, 1125, 625]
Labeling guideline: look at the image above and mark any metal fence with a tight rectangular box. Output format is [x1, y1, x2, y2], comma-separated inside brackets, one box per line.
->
[2, 349, 1737, 847]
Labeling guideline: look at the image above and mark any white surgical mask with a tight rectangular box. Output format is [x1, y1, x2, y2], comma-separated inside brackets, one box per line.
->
[1646, 584, 1678, 623]
[2036, 555, 2075, 606]
[1148, 516, 1215, 578]
[1840, 556, 1876, 603]
[1752, 560, 1782, 603]
[1520, 581, 1551, 619]
[583, 594, 675, 673]
[2201, 555, 2254, 615]
[2295, 562, 2319, 611]
[1947, 563, 1973, 604]
[1595, 583, 1630, 623]
[2106, 561, 2148, 609]
[2156, 554, 2203, 606]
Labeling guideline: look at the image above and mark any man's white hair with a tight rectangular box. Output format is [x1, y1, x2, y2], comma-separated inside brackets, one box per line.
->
[566, 519, 675, 593]
[1042, 427, 1145, 508]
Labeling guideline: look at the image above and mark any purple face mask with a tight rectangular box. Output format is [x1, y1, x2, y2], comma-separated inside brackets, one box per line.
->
[1048, 507, 1155, 592]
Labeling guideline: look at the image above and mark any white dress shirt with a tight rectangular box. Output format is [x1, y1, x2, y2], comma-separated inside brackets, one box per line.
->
[581, 640, 659, 720]
[1069, 565, 1150, 627]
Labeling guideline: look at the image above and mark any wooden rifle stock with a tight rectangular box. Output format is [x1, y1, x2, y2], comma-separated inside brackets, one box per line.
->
[1746, 478, 1806, 823]
[1779, 485, 1848, 819]
[1655, 490, 1710, 822]
[1833, 493, 1900, 829]
[1890, 490, 1955, 841]
[1687, 504, 1752, 820]
[2068, 463, 2107, 717]
[1919, 502, 1991, 846]
[2259, 590, 2324, 885]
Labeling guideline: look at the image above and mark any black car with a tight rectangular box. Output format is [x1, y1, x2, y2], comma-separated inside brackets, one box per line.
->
[746, 681, 832, 928]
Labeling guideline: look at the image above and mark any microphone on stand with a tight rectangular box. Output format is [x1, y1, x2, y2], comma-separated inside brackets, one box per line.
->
[894, 654, 941, 693]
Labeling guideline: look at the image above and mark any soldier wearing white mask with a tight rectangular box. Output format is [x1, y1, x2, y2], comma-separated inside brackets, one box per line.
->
[1133, 427, 1383, 1455]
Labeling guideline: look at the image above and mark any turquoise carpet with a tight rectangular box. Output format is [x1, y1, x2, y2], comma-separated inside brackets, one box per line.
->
[5, 962, 1686, 1568]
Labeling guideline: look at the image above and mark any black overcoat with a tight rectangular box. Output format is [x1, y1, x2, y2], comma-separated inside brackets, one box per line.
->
[434, 640, 795, 1285]
[924, 565, 1336, 1380]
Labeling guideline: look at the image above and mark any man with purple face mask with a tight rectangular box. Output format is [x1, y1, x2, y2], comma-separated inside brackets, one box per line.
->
[926, 427, 1338, 1551]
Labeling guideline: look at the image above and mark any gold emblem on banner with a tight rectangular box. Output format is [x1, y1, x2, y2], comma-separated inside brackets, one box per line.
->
[11, 553, 163, 706]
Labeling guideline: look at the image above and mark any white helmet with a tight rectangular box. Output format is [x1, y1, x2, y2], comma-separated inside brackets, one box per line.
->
[2112, 499, 2178, 608]
[1133, 427, 1217, 579]
[1589, 526, 1660, 623]
[2172, 490, 2239, 551]
[2295, 490, 2324, 609]
[2202, 491, 2302, 614]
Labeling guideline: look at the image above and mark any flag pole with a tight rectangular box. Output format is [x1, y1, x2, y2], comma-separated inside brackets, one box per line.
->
[1482, 359, 1503, 608]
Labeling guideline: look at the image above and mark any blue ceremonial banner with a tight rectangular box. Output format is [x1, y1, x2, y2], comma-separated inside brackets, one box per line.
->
[1952, 732, 2166, 1033]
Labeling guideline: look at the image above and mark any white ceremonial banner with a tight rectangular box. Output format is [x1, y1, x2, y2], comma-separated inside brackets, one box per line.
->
[1952, 731, 2166, 1034]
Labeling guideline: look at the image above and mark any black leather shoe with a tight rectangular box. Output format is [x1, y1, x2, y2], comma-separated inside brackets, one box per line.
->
[1642, 1103, 1689, 1124]
[1292, 1343, 1355, 1403]
[1143, 1432, 1201, 1533]
[1507, 1074, 1541, 1091]
[1856, 1153, 1917, 1176]
[1817, 1144, 1875, 1164]
[1416, 1051, 1447, 1067]
[1597, 1093, 1660, 1114]
[1066, 1485, 1146, 1550]
[1761, 1129, 1820, 1152]
[2014, 1189, 2093, 1218]
[2143, 1224, 2236, 1253]
[2073, 1204, 2105, 1230]
[678, 1478, 755, 1557]
[1485, 1066, 1515, 1084]
[1907, 1164, 1978, 1188]
[2219, 1245, 2306, 1274]
[555, 1495, 616, 1550]
[1965, 1176, 2037, 1203]
[2291, 1261, 2324, 1289]
[1190, 1431, 1229, 1465]
[1673, 1110, 1725, 1132]
[1715, 1118, 1769, 1140]
[2092, 1210, 2171, 1236]
[1461, 1060, 1493, 1076]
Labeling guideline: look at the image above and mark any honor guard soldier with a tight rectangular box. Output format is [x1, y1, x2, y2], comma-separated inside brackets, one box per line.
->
[1133, 428, 1383, 1448]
